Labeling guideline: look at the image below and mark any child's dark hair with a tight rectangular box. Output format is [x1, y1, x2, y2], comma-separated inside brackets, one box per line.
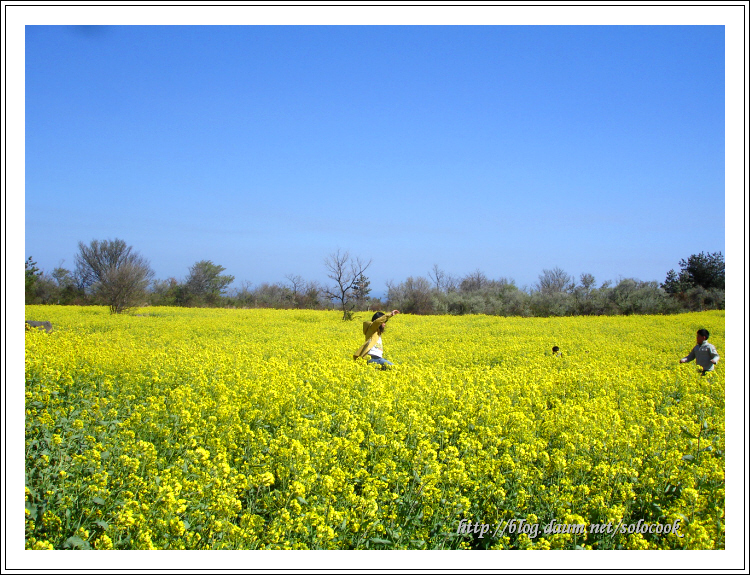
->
[372, 311, 385, 322]
[552, 346, 560, 353]
[697, 328, 710, 339]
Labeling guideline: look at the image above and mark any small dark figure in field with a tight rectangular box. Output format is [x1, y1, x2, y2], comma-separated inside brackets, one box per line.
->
[26, 321, 53, 333]
[679, 328, 720, 375]
[552, 346, 562, 357]
[353, 310, 400, 369]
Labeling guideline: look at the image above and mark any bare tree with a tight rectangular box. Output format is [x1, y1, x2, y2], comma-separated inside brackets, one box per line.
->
[232, 281, 255, 308]
[285, 274, 305, 308]
[428, 264, 446, 292]
[578, 273, 596, 291]
[98, 260, 154, 314]
[388, 276, 433, 314]
[535, 267, 574, 295]
[301, 280, 323, 309]
[323, 249, 372, 320]
[75, 238, 154, 313]
[460, 269, 488, 293]
[443, 273, 460, 293]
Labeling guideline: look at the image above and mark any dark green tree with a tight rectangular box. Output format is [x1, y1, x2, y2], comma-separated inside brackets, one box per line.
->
[25, 257, 41, 304]
[661, 269, 683, 294]
[662, 251, 724, 292]
[352, 273, 372, 308]
[680, 251, 725, 290]
[185, 260, 235, 306]
[149, 277, 182, 307]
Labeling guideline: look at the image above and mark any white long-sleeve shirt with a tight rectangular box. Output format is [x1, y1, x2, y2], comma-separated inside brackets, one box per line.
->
[682, 341, 720, 371]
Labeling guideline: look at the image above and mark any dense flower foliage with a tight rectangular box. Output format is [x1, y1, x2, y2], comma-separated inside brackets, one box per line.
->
[25, 306, 724, 550]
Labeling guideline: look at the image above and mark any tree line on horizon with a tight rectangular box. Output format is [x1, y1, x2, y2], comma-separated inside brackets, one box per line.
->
[25, 239, 725, 317]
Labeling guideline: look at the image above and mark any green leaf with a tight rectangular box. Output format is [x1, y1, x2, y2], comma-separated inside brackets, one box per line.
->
[681, 454, 695, 462]
[680, 427, 697, 439]
[183, 519, 191, 530]
[369, 537, 391, 545]
[92, 496, 106, 506]
[296, 496, 308, 505]
[64, 535, 89, 549]
[95, 520, 109, 530]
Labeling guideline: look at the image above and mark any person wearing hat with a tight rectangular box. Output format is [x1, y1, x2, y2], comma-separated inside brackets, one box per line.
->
[353, 310, 400, 369]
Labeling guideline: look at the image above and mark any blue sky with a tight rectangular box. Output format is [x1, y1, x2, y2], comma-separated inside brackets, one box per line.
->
[24, 23, 727, 296]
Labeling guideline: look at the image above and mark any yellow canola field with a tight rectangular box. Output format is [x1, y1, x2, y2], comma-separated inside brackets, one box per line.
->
[25, 306, 724, 550]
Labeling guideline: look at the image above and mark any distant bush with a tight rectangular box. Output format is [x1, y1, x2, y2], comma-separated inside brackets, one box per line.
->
[27, 254, 725, 317]
[383, 271, 723, 318]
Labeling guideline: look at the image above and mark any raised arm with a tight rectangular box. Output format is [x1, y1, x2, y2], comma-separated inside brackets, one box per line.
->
[364, 310, 400, 339]
[356, 311, 401, 359]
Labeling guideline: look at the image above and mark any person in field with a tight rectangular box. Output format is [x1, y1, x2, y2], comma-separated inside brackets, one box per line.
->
[552, 346, 562, 357]
[679, 328, 720, 375]
[353, 310, 400, 369]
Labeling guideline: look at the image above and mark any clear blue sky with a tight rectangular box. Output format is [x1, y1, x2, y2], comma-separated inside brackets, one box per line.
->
[25, 24, 726, 296]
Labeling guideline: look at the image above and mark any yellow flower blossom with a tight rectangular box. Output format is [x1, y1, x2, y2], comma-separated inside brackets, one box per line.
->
[24, 306, 724, 550]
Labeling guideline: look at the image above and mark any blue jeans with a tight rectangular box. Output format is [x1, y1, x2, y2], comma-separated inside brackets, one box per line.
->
[367, 356, 393, 370]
